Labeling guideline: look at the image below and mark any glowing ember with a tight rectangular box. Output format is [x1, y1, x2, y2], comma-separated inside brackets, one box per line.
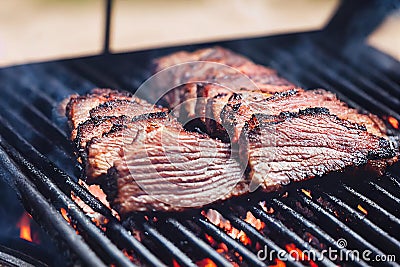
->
[203, 209, 252, 246]
[17, 212, 32, 242]
[172, 259, 181, 267]
[260, 201, 275, 214]
[244, 211, 265, 231]
[205, 233, 216, 246]
[269, 259, 286, 267]
[122, 249, 135, 262]
[357, 204, 368, 215]
[196, 258, 217, 267]
[60, 208, 71, 223]
[72, 180, 120, 226]
[216, 242, 228, 253]
[285, 243, 317, 267]
[301, 189, 312, 199]
[387, 116, 399, 129]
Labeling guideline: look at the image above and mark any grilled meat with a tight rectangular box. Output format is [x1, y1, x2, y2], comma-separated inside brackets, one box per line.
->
[75, 115, 128, 159]
[66, 89, 134, 140]
[105, 122, 245, 213]
[89, 99, 163, 120]
[103, 108, 396, 213]
[150, 47, 296, 124]
[85, 112, 179, 182]
[75, 98, 164, 149]
[240, 108, 396, 192]
[63, 46, 398, 213]
[221, 89, 387, 142]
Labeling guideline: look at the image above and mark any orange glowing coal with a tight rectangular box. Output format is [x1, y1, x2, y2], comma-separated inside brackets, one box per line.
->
[244, 211, 265, 231]
[285, 243, 317, 267]
[357, 204, 368, 215]
[122, 249, 135, 262]
[387, 116, 399, 129]
[17, 212, 32, 242]
[196, 258, 217, 267]
[203, 209, 252, 246]
[60, 208, 71, 223]
[301, 189, 312, 199]
[270, 259, 286, 267]
[172, 259, 181, 267]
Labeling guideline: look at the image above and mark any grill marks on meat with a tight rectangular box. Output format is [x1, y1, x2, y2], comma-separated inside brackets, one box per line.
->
[221, 89, 387, 143]
[240, 108, 395, 191]
[107, 123, 244, 212]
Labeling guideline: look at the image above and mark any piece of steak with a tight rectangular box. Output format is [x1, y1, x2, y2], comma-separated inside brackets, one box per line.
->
[102, 108, 396, 213]
[221, 89, 387, 142]
[150, 47, 296, 125]
[239, 108, 396, 192]
[85, 112, 180, 182]
[104, 120, 245, 213]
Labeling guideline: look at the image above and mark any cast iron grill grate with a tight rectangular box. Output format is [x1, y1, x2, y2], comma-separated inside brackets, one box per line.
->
[0, 0, 399, 266]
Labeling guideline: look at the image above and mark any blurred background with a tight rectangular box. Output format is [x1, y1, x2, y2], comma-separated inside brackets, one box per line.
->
[0, 0, 399, 67]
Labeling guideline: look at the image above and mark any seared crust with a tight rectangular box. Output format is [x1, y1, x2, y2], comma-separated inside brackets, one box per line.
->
[221, 89, 387, 142]
[240, 108, 396, 191]
[66, 89, 133, 140]
[151, 47, 297, 131]
[89, 99, 163, 120]
[75, 115, 129, 160]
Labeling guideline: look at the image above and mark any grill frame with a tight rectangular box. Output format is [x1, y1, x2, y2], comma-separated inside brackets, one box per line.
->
[0, 1, 399, 266]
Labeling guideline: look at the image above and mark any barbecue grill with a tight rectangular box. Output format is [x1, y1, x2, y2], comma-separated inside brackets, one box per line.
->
[0, 0, 399, 266]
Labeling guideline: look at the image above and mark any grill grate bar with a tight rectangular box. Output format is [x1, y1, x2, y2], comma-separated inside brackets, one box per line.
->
[306, 181, 399, 235]
[0, 90, 80, 175]
[0, 114, 166, 267]
[296, 194, 394, 263]
[252, 207, 337, 267]
[388, 173, 400, 188]
[249, 46, 365, 111]
[0, 144, 107, 267]
[166, 218, 232, 267]
[342, 184, 400, 225]
[221, 213, 305, 267]
[198, 218, 267, 267]
[0, 133, 137, 267]
[0, 102, 75, 164]
[314, 40, 400, 96]
[251, 43, 399, 119]
[67, 60, 125, 90]
[274, 46, 399, 119]
[0, 86, 70, 146]
[368, 182, 400, 205]
[298, 40, 399, 109]
[270, 199, 368, 266]
[325, 194, 400, 252]
[143, 223, 196, 267]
